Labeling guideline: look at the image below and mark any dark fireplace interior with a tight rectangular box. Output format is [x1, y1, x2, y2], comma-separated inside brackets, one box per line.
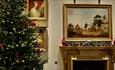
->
[72, 60, 107, 70]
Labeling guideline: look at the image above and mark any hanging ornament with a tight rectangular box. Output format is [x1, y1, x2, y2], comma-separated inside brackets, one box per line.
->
[30, 20, 36, 27]
[22, 16, 27, 29]
[16, 52, 20, 63]
[0, 43, 4, 49]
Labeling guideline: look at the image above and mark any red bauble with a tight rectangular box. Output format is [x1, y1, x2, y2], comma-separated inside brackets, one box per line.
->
[30, 20, 36, 27]
[30, 22, 36, 26]
[22, 16, 27, 29]
[0, 43, 3, 49]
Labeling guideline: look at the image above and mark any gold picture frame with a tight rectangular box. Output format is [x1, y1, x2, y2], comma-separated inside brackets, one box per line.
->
[36, 28, 48, 52]
[35, 28, 48, 61]
[63, 4, 112, 41]
[27, 0, 48, 20]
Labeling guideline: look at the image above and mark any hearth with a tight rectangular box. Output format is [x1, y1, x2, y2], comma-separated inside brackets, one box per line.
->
[72, 60, 107, 70]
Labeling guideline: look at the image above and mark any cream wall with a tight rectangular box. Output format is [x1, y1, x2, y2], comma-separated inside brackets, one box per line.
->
[44, 0, 115, 70]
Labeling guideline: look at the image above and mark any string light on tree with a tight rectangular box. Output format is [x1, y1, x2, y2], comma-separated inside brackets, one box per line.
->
[22, 60, 25, 63]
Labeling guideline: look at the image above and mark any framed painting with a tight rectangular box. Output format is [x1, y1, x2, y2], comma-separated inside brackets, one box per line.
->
[63, 4, 112, 41]
[27, 0, 48, 20]
[35, 28, 48, 61]
[36, 28, 48, 52]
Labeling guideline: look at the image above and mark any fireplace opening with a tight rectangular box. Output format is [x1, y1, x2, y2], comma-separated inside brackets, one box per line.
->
[72, 60, 107, 70]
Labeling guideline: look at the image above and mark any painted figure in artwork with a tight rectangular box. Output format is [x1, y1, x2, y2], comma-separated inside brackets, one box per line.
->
[29, 0, 44, 18]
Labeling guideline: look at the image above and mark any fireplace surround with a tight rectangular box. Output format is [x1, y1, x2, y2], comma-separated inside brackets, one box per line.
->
[60, 46, 115, 70]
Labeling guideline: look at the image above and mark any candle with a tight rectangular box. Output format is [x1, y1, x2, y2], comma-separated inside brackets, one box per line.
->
[74, 0, 76, 4]
[112, 38, 115, 45]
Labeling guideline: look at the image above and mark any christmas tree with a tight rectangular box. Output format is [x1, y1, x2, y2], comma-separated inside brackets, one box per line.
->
[0, 0, 46, 70]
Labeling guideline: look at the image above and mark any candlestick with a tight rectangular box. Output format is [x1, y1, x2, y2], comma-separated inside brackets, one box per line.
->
[98, 0, 100, 4]
[73, 0, 76, 4]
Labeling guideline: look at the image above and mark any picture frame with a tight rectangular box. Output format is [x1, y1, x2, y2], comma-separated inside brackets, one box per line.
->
[35, 28, 48, 61]
[27, 0, 48, 20]
[36, 28, 48, 52]
[63, 4, 112, 41]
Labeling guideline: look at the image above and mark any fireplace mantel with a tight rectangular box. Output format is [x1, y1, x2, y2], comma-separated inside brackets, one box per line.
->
[59, 46, 115, 70]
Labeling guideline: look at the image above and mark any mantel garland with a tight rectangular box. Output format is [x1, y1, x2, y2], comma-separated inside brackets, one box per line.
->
[63, 41, 112, 47]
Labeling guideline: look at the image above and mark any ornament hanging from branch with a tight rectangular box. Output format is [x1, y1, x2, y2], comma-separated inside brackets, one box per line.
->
[0, 43, 3, 49]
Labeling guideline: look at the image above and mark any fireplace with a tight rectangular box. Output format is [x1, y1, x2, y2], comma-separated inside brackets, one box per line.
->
[72, 59, 107, 70]
[59, 46, 115, 70]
